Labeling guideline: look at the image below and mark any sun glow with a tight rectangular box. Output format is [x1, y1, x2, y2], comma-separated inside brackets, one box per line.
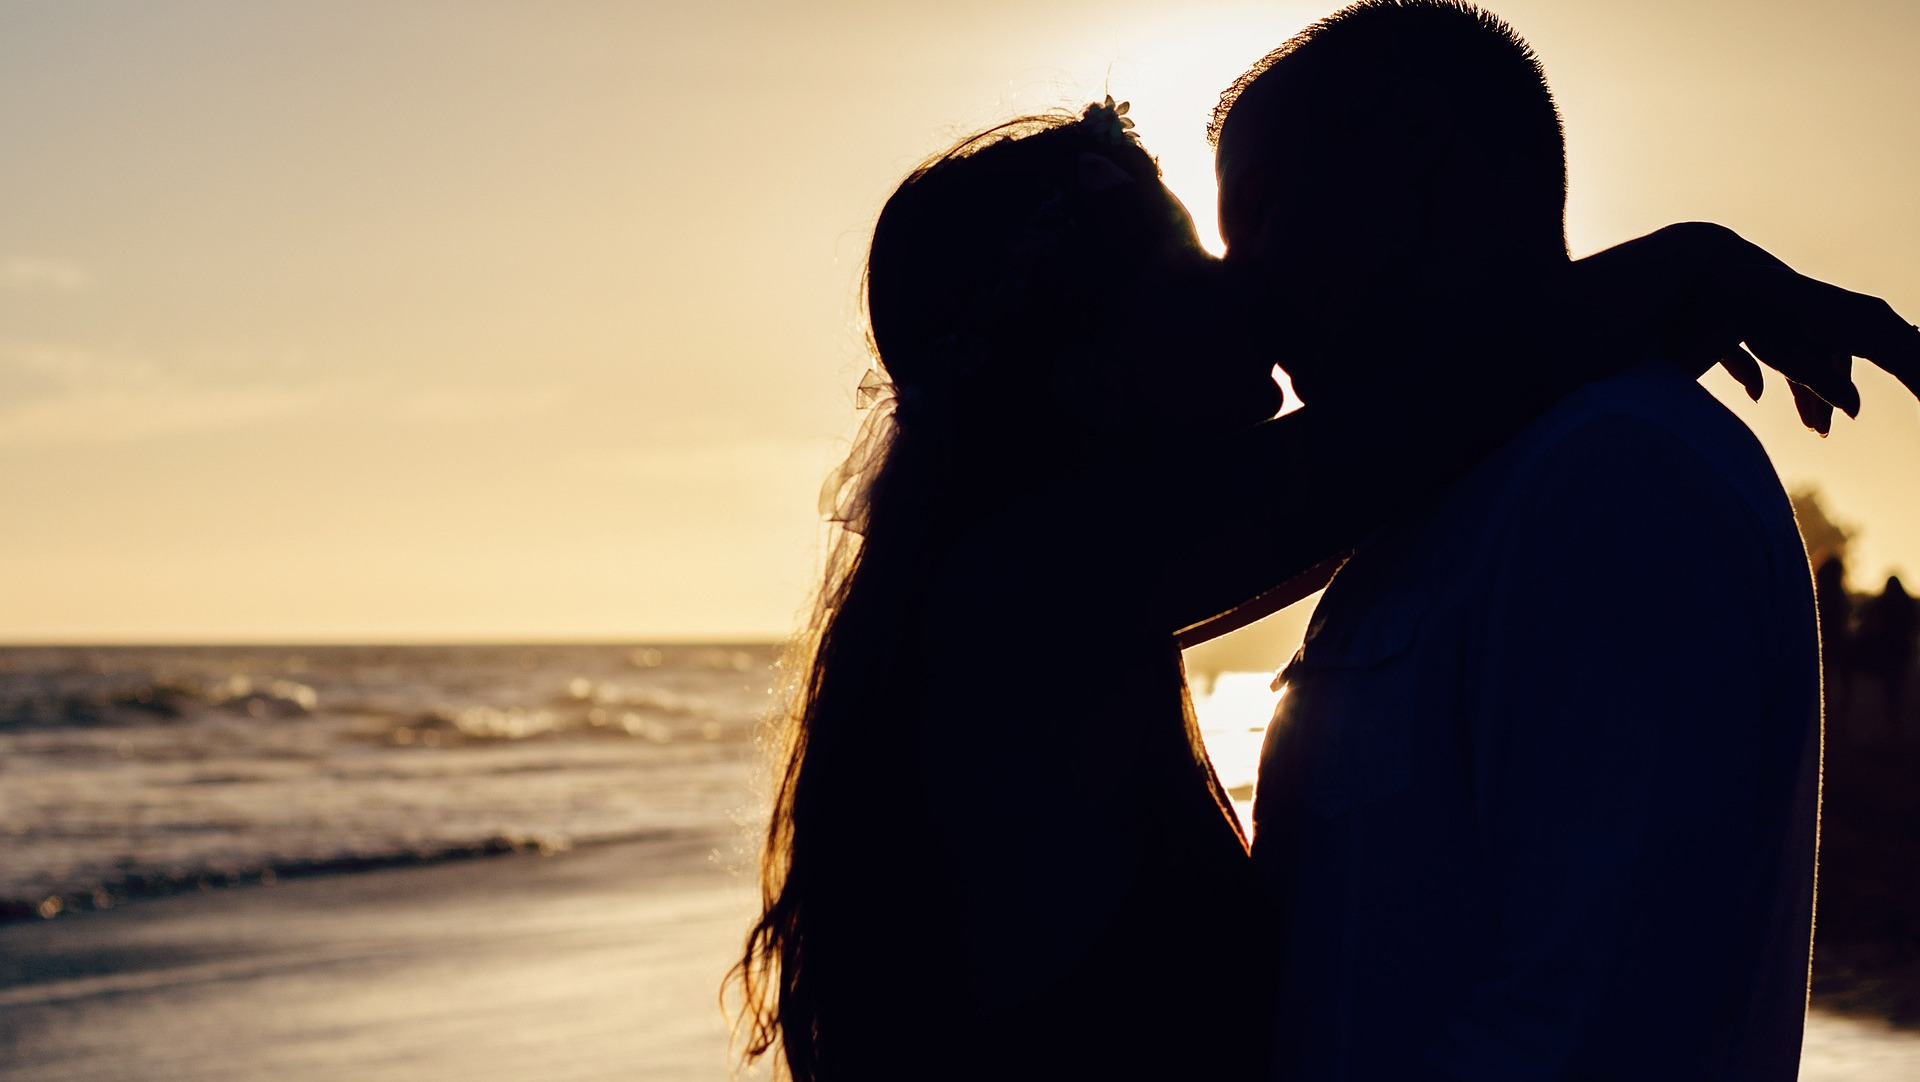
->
[1193, 670, 1288, 834]
[4, 1, 1918, 643]
[1014, 7, 1327, 253]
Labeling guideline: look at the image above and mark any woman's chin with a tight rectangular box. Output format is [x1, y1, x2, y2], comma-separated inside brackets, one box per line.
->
[1241, 384, 1286, 425]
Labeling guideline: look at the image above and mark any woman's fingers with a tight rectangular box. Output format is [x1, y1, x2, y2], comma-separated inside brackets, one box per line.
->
[1746, 330, 1859, 416]
[1776, 275, 1915, 407]
[1719, 345, 1765, 401]
[1841, 291, 1920, 402]
[1790, 380, 1834, 436]
[1801, 352, 1861, 419]
[1650, 247, 1913, 432]
[1834, 353, 1861, 418]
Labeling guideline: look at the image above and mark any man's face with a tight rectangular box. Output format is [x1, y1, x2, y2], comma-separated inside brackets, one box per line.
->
[1109, 182, 1283, 438]
[1216, 66, 1433, 406]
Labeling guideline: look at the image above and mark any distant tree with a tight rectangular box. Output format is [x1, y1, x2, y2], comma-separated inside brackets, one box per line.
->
[1791, 485, 1856, 574]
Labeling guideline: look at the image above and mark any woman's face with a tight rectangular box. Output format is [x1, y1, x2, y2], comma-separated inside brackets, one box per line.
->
[1095, 183, 1284, 442]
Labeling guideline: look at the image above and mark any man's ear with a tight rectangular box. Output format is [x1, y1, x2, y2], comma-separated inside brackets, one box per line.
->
[1048, 350, 1130, 431]
[1387, 77, 1456, 180]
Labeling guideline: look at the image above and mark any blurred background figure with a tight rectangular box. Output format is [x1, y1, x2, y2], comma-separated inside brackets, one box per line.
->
[1853, 575, 1919, 733]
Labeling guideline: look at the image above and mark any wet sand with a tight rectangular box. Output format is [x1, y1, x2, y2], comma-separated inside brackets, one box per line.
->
[0, 834, 762, 1082]
[2, 834, 1915, 1082]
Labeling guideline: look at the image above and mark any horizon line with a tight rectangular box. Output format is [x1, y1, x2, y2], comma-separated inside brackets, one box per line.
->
[0, 636, 790, 649]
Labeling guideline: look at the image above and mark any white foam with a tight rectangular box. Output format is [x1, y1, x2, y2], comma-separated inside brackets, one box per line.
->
[1801, 1011, 1920, 1080]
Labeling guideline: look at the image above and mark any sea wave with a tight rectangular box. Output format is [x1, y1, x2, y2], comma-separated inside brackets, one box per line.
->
[0, 644, 777, 924]
[0, 827, 699, 924]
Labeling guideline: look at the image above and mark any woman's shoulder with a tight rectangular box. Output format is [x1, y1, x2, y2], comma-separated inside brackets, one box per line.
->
[922, 459, 1168, 634]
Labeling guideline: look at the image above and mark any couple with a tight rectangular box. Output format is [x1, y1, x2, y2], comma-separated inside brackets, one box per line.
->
[736, 3, 1919, 1080]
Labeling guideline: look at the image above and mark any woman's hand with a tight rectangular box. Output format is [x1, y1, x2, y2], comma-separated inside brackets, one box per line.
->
[1663, 229, 1920, 434]
[1585, 222, 1920, 435]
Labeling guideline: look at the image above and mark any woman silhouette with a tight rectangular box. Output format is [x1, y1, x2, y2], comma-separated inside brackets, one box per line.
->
[732, 102, 1911, 1082]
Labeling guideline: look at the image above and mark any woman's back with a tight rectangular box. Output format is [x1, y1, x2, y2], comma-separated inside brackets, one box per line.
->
[736, 106, 1287, 1082]
[898, 519, 1276, 1080]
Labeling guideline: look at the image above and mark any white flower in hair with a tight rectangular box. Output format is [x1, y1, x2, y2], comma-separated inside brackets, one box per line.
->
[854, 366, 891, 410]
[1081, 96, 1139, 147]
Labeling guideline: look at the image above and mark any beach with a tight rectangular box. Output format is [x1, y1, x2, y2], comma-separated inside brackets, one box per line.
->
[5, 645, 1918, 1079]
[0, 833, 761, 1082]
[2, 830, 1917, 1082]
[0, 645, 772, 1080]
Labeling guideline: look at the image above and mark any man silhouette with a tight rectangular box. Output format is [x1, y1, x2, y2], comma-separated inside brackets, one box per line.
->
[1212, 3, 1822, 1079]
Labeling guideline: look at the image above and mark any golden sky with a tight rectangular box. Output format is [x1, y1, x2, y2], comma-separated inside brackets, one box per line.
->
[0, 0, 1915, 642]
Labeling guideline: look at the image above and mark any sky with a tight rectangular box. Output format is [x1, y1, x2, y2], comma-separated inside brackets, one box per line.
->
[0, 0, 1916, 642]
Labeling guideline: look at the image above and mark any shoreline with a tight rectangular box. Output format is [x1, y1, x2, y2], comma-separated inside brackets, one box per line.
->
[1, 831, 760, 1081]
[15, 817, 1917, 1035]
[0, 827, 714, 925]
[3, 832, 1917, 1081]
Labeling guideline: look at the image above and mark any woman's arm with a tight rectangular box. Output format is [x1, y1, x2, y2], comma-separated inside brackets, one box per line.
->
[1138, 346, 1589, 636]
[1574, 222, 1920, 432]
[1138, 230, 1920, 638]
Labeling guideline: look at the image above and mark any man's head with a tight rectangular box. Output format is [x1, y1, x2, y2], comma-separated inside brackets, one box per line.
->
[1211, 1, 1569, 399]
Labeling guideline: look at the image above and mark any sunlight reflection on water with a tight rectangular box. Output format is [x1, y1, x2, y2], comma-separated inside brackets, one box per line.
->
[1191, 670, 1282, 834]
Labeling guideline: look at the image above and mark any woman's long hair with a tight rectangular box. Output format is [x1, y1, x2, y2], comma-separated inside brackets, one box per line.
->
[729, 110, 1172, 1081]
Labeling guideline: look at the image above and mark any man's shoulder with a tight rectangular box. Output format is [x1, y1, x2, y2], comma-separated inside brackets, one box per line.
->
[1496, 362, 1787, 519]
[1528, 362, 1757, 458]
[1344, 363, 1800, 601]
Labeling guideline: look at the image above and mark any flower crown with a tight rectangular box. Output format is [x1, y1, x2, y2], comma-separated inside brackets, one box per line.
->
[1081, 96, 1140, 148]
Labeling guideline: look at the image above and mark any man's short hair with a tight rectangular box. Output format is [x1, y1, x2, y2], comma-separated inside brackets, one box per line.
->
[1210, 0, 1566, 244]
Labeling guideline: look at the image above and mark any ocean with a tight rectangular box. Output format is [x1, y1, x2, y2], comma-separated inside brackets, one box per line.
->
[5, 646, 1914, 1082]
[0, 644, 779, 921]
[0, 644, 1277, 923]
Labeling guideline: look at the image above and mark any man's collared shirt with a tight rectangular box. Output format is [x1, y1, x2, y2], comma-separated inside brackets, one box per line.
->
[1254, 363, 1821, 1082]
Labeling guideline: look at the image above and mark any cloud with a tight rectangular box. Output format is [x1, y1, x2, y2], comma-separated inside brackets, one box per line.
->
[0, 343, 150, 388]
[568, 438, 840, 482]
[0, 257, 91, 291]
[565, 437, 844, 518]
[0, 342, 323, 448]
[0, 385, 321, 448]
[0, 342, 585, 449]
[390, 385, 572, 423]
